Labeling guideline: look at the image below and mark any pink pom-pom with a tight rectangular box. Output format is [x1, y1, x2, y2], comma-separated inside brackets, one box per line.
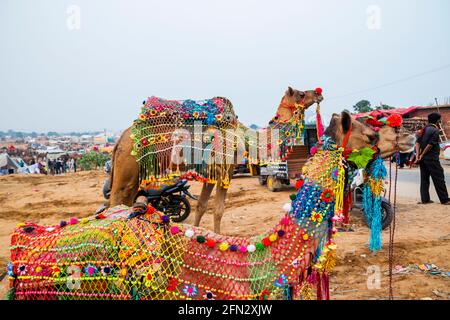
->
[69, 217, 78, 225]
[310, 145, 318, 155]
[170, 226, 180, 235]
[281, 216, 290, 226]
[239, 246, 247, 253]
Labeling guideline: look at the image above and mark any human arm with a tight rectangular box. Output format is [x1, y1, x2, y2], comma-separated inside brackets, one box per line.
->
[418, 129, 440, 159]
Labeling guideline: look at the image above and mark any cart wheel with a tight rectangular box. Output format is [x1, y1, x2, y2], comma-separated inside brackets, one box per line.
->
[267, 176, 281, 192]
[259, 176, 267, 186]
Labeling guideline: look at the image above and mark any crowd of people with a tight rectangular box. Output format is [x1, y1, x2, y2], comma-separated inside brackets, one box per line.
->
[46, 157, 77, 175]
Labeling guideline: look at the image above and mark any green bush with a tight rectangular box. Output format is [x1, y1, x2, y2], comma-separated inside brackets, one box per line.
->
[78, 151, 110, 171]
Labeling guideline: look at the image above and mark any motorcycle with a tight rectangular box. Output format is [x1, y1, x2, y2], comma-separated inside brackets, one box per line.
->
[350, 169, 393, 230]
[134, 179, 197, 222]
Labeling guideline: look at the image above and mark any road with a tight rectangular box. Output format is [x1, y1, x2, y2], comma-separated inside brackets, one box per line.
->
[392, 160, 450, 202]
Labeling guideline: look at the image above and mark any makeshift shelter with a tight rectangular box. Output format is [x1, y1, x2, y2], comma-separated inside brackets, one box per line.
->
[0, 153, 20, 174]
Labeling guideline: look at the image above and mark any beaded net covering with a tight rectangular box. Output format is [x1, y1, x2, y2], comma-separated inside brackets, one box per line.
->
[8, 149, 345, 300]
[131, 96, 238, 189]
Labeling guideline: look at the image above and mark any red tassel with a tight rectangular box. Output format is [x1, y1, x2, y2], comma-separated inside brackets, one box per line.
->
[343, 191, 352, 224]
[317, 273, 323, 300]
[322, 273, 330, 300]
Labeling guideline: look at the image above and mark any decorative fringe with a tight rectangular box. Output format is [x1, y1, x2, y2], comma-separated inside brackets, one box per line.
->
[316, 104, 325, 142]
[343, 191, 352, 224]
[363, 156, 386, 252]
[7, 287, 15, 300]
[333, 154, 346, 218]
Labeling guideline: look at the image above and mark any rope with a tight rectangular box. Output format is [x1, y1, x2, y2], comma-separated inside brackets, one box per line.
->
[387, 132, 400, 300]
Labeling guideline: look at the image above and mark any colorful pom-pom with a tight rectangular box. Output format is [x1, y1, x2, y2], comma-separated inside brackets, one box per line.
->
[256, 243, 265, 251]
[170, 226, 180, 235]
[247, 244, 256, 252]
[69, 217, 78, 225]
[60, 221, 67, 228]
[230, 244, 238, 252]
[219, 242, 229, 251]
[277, 230, 286, 237]
[282, 203, 292, 212]
[196, 235, 206, 243]
[262, 237, 271, 247]
[315, 87, 323, 95]
[206, 239, 216, 248]
[185, 229, 194, 238]
[239, 245, 247, 253]
[281, 216, 290, 226]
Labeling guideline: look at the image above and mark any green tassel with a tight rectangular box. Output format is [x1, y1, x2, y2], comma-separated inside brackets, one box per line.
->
[6, 287, 15, 300]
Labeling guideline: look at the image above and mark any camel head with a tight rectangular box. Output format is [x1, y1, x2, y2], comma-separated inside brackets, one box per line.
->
[276, 87, 324, 122]
[324, 111, 416, 159]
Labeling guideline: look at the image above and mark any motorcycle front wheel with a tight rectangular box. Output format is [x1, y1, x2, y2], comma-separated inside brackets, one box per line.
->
[161, 195, 191, 223]
[363, 198, 394, 230]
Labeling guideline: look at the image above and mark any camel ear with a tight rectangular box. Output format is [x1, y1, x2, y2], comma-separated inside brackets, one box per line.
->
[341, 111, 352, 133]
[286, 87, 294, 96]
[298, 91, 305, 97]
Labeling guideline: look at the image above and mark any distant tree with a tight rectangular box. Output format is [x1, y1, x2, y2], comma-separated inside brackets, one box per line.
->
[353, 100, 373, 113]
[47, 131, 59, 137]
[376, 104, 395, 110]
[78, 151, 110, 171]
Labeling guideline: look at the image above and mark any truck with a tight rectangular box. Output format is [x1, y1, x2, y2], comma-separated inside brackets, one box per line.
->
[258, 124, 318, 192]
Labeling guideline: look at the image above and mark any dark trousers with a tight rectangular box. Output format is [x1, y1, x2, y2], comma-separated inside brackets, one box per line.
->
[420, 158, 449, 204]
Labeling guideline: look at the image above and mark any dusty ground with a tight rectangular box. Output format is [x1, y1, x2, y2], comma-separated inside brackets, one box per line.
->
[0, 168, 449, 300]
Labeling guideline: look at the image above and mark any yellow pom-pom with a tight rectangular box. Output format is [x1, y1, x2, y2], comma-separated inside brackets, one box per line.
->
[219, 242, 229, 251]
[302, 234, 309, 241]
[35, 266, 42, 273]
[269, 233, 278, 242]
[81, 218, 89, 224]
[17, 223, 26, 228]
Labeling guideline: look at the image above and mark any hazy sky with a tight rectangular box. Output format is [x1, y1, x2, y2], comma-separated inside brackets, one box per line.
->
[1, 0, 449, 132]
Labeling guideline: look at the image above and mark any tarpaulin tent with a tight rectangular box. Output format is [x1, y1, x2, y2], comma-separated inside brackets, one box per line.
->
[0, 153, 20, 174]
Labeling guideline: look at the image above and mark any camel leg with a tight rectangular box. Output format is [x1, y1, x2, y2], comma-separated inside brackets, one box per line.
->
[109, 128, 140, 207]
[213, 184, 228, 234]
[194, 183, 215, 227]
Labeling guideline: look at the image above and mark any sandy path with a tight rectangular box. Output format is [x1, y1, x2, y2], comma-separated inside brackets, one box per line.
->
[0, 170, 449, 300]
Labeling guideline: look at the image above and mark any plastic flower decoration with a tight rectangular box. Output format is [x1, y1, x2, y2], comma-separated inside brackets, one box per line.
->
[260, 289, 270, 300]
[144, 271, 155, 287]
[387, 114, 403, 128]
[347, 147, 376, 169]
[101, 266, 112, 276]
[183, 284, 198, 297]
[167, 277, 178, 292]
[331, 168, 339, 181]
[84, 264, 98, 276]
[320, 188, 334, 203]
[139, 114, 146, 121]
[203, 291, 216, 300]
[7, 262, 14, 276]
[18, 264, 27, 276]
[311, 211, 323, 223]
[51, 265, 61, 277]
[274, 274, 288, 287]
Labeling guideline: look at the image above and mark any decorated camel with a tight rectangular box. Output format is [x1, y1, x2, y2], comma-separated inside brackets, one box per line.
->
[108, 87, 324, 234]
[7, 111, 415, 300]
